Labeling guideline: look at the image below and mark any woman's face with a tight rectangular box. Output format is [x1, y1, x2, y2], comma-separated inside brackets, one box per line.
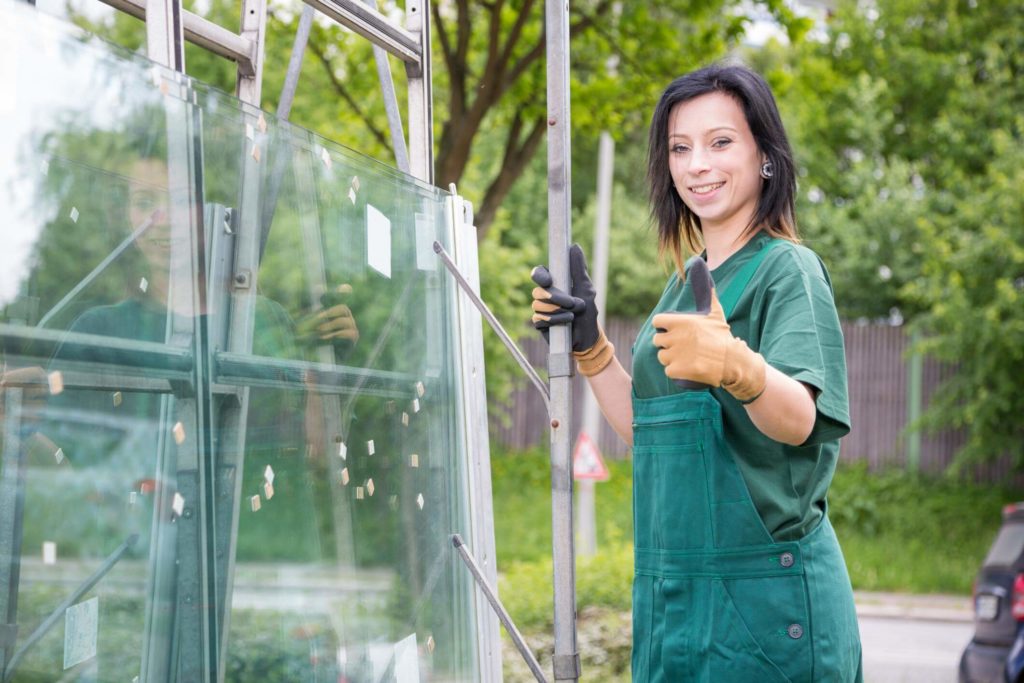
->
[667, 92, 765, 236]
[127, 158, 172, 267]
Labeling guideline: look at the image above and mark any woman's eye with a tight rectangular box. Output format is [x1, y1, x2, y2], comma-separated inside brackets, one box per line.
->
[671, 144, 690, 153]
[712, 138, 732, 148]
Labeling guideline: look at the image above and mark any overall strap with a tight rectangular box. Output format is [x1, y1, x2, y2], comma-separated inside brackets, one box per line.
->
[717, 238, 784, 320]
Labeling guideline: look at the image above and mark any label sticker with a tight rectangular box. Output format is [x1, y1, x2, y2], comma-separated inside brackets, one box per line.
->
[366, 204, 392, 279]
[64, 597, 98, 669]
[394, 633, 420, 682]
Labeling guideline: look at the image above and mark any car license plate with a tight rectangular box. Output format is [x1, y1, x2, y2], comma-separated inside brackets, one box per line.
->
[976, 594, 1000, 621]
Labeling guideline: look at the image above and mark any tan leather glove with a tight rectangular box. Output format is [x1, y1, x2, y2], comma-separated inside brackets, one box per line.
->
[651, 290, 767, 402]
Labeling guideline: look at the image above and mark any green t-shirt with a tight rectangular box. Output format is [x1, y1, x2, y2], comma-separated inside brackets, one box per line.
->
[632, 231, 851, 541]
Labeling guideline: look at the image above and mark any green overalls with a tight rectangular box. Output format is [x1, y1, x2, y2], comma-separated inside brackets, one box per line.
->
[630, 240, 862, 682]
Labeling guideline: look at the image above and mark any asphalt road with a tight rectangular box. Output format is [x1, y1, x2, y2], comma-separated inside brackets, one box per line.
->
[860, 615, 974, 683]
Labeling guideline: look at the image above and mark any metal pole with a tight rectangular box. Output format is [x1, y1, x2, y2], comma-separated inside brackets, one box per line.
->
[145, 0, 185, 71]
[577, 131, 613, 558]
[545, 0, 579, 679]
[906, 329, 923, 472]
[405, 0, 433, 183]
[236, 0, 267, 105]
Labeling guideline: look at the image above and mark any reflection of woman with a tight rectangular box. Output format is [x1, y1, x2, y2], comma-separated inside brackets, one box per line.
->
[532, 64, 862, 681]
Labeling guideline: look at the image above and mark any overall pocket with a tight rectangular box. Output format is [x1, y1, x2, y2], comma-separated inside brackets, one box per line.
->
[632, 441, 706, 550]
[710, 575, 813, 683]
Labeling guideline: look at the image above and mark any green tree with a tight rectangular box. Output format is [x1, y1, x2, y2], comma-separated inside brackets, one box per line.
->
[758, 0, 1024, 467]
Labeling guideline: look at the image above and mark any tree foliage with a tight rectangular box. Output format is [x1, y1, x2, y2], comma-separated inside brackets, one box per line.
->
[758, 0, 1024, 467]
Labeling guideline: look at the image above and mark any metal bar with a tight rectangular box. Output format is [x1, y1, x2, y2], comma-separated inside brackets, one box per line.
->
[544, 0, 579, 677]
[405, 0, 432, 182]
[433, 241, 550, 410]
[0, 324, 193, 373]
[145, 0, 185, 71]
[98, 0, 254, 73]
[235, 0, 267, 104]
[276, 5, 315, 120]
[302, 0, 422, 65]
[2, 535, 139, 682]
[906, 329, 922, 471]
[451, 535, 548, 683]
[362, 0, 410, 173]
[216, 353, 420, 396]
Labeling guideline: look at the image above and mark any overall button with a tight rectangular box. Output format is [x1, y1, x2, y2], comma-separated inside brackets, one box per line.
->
[787, 623, 803, 639]
[779, 552, 794, 568]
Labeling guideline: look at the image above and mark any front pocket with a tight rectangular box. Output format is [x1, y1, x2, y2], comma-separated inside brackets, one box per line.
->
[712, 576, 813, 683]
[633, 441, 707, 550]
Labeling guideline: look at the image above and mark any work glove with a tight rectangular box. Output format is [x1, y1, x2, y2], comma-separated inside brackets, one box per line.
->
[651, 289, 767, 403]
[297, 283, 359, 356]
[530, 244, 614, 377]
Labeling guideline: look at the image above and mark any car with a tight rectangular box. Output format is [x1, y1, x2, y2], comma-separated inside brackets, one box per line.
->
[960, 503, 1024, 683]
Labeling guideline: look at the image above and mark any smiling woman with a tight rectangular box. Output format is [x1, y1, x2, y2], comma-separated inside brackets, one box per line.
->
[528, 62, 861, 683]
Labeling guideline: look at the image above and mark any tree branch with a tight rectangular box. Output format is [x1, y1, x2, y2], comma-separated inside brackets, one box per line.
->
[434, 3, 466, 118]
[455, 0, 472, 68]
[503, 0, 612, 93]
[496, 0, 537, 80]
[307, 37, 393, 153]
[475, 113, 547, 237]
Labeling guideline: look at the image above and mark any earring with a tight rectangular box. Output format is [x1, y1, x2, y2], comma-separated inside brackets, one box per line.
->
[760, 161, 774, 179]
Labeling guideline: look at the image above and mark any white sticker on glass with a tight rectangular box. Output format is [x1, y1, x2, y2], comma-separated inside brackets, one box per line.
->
[42, 541, 57, 565]
[394, 633, 420, 682]
[63, 597, 98, 669]
[367, 440, 375, 456]
[69, 207, 79, 223]
[47, 370, 64, 395]
[366, 204, 392, 279]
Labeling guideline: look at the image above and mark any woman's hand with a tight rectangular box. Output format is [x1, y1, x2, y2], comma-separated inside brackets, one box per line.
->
[297, 284, 359, 354]
[651, 290, 766, 403]
[529, 244, 614, 376]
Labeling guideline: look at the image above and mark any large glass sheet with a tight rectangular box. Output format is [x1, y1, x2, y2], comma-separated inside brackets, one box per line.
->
[0, 3, 479, 681]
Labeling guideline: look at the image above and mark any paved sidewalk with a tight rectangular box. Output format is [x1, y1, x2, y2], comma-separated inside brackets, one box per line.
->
[855, 590, 973, 622]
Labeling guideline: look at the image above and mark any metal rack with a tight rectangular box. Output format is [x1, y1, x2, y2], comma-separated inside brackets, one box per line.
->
[5, 0, 582, 677]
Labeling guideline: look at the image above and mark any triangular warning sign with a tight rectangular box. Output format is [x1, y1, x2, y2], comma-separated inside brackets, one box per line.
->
[573, 431, 610, 481]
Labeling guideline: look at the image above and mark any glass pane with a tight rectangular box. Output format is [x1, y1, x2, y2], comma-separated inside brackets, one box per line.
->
[983, 523, 1024, 568]
[1, 3, 480, 681]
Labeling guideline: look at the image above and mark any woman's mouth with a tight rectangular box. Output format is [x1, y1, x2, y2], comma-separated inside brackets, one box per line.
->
[689, 181, 725, 196]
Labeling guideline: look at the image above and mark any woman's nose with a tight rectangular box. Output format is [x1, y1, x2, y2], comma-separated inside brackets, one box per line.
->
[688, 147, 711, 173]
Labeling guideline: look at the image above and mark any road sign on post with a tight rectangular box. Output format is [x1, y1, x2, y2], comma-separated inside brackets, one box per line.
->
[573, 432, 609, 482]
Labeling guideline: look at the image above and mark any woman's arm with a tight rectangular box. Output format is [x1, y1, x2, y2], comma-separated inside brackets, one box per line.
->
[743, 365, 816, 446]
[584, 356, 634, 447]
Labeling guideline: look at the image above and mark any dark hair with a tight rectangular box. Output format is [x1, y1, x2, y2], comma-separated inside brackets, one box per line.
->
[646, 63, 798, 271]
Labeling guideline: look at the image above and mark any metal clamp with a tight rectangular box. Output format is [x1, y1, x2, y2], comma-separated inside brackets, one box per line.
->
[547, 352, 573, 379]
[552, 653, 581, 679]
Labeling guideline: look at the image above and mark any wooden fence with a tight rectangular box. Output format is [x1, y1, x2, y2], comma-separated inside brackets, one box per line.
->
[489, 319, 1020, 486]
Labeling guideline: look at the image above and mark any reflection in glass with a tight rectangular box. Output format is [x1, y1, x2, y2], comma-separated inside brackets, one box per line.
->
[1, 3, 480, 681]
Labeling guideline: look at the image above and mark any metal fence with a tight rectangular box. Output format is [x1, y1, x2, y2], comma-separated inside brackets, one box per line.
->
[490, 319, 1021, 486]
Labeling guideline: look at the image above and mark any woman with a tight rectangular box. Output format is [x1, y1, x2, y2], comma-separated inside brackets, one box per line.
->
[531, 63, 862, 682]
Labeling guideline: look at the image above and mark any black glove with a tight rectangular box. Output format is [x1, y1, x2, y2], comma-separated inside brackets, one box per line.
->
[530, 244, 601, 353]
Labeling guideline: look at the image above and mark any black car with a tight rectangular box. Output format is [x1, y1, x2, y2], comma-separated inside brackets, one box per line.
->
[960, 503, 1024, 683]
